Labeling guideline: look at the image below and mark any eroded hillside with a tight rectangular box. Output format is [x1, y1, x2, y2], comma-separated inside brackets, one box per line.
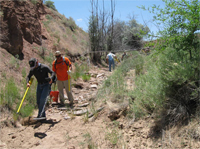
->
[0, 0, 90, 85]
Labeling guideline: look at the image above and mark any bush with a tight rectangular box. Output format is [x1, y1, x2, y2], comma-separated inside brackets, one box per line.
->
[1, 78, 20, 110]
[0, 77, 37, 119]
[72, 62, 90, 81]
[45, 0, 57, 11]
[133, 47, 199, 126]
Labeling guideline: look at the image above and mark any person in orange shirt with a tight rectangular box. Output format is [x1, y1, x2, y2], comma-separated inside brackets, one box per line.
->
[52, 51, 74, 106]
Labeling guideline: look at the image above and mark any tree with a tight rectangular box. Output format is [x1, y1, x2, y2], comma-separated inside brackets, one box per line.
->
[122, 19, 150, 49]
[141, 0, 200, 57]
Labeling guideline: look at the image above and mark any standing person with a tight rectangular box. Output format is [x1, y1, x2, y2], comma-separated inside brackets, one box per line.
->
[27, 58, 55, 119]
[52, 51, 74, 106]
[121, 51, 127, 61]
[106, 52, 117, 72]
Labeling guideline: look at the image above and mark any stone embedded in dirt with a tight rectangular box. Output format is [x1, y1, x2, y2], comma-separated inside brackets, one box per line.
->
[73, 109, 88, 116]
[78, 96, 84, 100]
[57, 107, 68, 111]
[35, 142, 40, 146]
[91, 73, 97, 78]
[74, 98, 79, 103]
[97, 73, 105, 78]
[64, 116, 71, 120]
[77, 103, 89, 107]
[90, 84, 98, 89]
[73, 89, 80, 94]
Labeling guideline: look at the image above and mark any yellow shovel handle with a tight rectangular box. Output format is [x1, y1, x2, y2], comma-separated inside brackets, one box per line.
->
[17, 77, 34, 113]
[68, 66, 70, 92]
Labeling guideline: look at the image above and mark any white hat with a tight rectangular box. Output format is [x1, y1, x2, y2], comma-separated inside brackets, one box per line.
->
[55, 51, 61, 56]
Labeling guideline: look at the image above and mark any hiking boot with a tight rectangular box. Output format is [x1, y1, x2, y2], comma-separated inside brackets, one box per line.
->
[59, 102, 65, 107]
[33, 117, 46, 121]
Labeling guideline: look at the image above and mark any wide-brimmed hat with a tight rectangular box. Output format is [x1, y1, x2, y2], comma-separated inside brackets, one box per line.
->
[29, 58, 37, 68]
[55, 51, 61, 56]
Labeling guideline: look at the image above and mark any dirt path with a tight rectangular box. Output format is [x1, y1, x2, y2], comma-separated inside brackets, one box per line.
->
[0, 66, 114, 149]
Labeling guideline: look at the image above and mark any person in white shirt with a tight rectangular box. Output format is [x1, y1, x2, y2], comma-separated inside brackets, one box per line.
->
[106, 52, 117, 72]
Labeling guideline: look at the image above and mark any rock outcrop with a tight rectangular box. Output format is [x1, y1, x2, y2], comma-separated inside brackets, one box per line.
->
[0, 0, 45, 57]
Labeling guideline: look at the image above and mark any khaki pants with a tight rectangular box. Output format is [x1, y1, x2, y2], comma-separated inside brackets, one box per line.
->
[57, 79, 74, 104]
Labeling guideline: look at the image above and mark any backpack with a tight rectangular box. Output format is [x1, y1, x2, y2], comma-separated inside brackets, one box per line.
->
[54, 56, 69, 71]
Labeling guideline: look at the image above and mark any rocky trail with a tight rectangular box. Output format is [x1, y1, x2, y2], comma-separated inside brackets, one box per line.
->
[0, 66, 116, 149]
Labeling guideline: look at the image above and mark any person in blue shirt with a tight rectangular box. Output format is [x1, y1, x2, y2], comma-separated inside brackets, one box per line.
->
[106, 52, 117, 72]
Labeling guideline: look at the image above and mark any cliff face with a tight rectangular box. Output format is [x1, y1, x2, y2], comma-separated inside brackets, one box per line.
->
[0, 0, 45, 58]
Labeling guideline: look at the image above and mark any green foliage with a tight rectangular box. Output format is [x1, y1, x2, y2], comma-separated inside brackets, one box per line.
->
[122, 19, 150, 48]
[82, 132, 96, 149]
[9, 55, 20, 69]
[140, 0, 200, 54]
[45, 0, 57, 11]
[0, 78, 20, 109]
[51, 31, 60, 44]
[46, 14, 53, 20]
[45, 52, 54, 67]
[82, 74, 91, 82]
[39, 47, 46, 59]
[135, 0, 200, 124]
[68, 17, 77, 30]
[133, 46, 199, 122]
[97, 51, 143, 103]
[0, 76, 37, 119]
[19, 104, 35, 117]
[21, 68, 26, 78]
[133, 53, 166, 117]
[72, 62, 90, 81]
[72, 34, 77, 43]
[105, 129, 119, 145]
[30, 0, 37, 5]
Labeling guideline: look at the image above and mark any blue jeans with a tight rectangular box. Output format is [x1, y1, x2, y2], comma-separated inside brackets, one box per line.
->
[36, 83, 50, 118]
[108, 59, 115, 71]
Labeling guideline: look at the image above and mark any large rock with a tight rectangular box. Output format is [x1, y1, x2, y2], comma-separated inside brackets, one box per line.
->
[0, 0, 44, 56]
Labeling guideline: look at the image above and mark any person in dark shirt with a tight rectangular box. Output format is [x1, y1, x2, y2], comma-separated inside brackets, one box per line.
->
[121, 51, 127, 61]
[27, 58, 55, 119]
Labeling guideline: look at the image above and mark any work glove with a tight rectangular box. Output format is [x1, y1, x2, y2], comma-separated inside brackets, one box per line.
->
[67, 70, 71, 75]
[45, 77, 51, 82]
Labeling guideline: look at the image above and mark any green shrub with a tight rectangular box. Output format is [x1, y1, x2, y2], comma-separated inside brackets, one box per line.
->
[105, 129, 119, 145]
[132, 47, 199, 125]
[72, 62, 90, 81]
[1, 78, 20, 109]
[30, 0, 37, 5]
[45, 52, 54, 67]
[45, 0, 57, 11]
[46, 14, 53, 20]
[82, 74, 91, 82]
[9, 55, 20, 69]
[68, 17, 77, 30]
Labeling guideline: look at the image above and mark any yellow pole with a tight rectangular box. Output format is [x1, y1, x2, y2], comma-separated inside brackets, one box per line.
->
[17, 77, 34, 114]
[68, 66, 70, 92]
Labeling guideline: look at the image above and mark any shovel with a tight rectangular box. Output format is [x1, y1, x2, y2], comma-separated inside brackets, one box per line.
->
[17, 77, 34, 114]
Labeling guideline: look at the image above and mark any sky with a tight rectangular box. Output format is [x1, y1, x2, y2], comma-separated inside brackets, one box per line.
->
[51, 0, 166, 34]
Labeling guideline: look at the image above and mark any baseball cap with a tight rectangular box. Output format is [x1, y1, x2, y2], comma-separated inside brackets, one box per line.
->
[55, 51, 61, 56]
[29, 58, 37, 68]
